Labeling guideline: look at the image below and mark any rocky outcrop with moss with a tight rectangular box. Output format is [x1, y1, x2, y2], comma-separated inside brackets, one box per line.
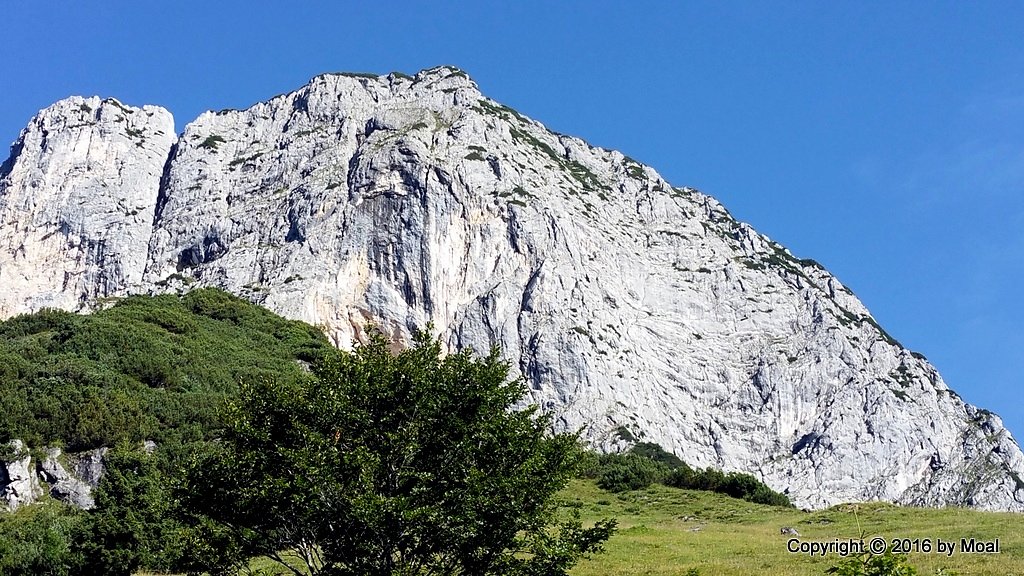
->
[1, 443, 104, 511]
[1, 67, 1021, 511]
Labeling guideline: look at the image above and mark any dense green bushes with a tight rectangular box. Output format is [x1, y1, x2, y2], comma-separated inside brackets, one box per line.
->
[0, 289, 334, 572]
[592, 453, 671, 492]
[0, 289, 330, 451]
[0, 502, 84, 576]
[583, 442, 792, 507]
[0, 446, 194, 576]
[73, 446, 187, 576]
[2, 326, 617, 575]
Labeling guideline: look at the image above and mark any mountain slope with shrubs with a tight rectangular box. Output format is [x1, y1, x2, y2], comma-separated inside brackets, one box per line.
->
[0, 291, 1019, 575]
[0, 288, 330, 451]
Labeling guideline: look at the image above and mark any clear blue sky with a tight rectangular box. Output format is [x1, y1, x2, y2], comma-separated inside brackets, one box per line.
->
[2, 2, 1022, 440]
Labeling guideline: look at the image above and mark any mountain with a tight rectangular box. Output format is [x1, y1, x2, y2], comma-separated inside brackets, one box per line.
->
[1, 66, 1021, 511]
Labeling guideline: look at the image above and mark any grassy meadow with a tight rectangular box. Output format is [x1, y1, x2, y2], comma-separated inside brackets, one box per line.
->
[562, 480, 1024, 576]
[158, 479, 1024, 576]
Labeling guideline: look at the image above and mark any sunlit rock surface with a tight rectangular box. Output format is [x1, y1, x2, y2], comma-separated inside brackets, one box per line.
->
[2, 67, 1021, 511]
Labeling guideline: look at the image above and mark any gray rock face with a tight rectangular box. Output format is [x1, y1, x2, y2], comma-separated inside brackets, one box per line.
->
[0, 96, 174, 316]
[68, 447, 108, 488]
[38, 447, 96, 509]
[2, 66, 1023, 511]
[0, 443, 105, 510]
[1, 440, 43, 511]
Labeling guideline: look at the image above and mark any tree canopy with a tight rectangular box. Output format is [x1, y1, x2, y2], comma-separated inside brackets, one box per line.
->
[180, 329, 616, 575]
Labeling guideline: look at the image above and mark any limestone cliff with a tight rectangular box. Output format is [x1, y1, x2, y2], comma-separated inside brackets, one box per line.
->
[1, 66, 1021, 511]
[0, 96, 173, 315]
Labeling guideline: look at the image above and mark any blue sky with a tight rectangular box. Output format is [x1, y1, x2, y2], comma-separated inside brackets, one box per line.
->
[2, 2, 1022, 440]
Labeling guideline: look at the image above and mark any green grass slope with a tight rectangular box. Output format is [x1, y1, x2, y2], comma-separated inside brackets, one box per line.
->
[563, 480, 1024, 576]
[144, 480, 1023, 575]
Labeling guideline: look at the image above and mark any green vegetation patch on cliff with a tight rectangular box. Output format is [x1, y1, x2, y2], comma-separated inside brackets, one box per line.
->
[0, 288, 330, 451]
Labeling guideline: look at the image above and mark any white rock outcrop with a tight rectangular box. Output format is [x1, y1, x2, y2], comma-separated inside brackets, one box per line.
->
[1, 66, 1022, 511]
[1, 440, 43, 511]
[38, 447, 96, 509]
[0, 442, 107, 511]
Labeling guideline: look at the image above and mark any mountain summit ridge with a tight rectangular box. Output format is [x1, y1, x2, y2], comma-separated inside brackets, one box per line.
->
[1, 66, 1021, 511]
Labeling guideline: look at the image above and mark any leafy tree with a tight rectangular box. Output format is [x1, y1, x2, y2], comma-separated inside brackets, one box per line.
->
[180, 329, 615, 575]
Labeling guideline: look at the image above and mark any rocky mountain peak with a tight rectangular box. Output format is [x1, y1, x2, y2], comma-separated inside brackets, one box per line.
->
[1, 67, 1022, 511]
[0, 96, 174, 317]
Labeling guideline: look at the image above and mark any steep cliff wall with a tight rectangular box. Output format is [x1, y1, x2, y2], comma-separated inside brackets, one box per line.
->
[0, 96, 173, 315]
[1, 66, 1021, 511]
